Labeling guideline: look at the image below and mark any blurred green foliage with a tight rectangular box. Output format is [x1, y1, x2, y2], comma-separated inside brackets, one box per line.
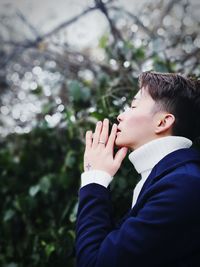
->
[0, 38, 144, 266]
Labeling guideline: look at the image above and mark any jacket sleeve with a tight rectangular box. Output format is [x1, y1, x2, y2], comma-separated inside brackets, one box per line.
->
[75, 174, 200, 267]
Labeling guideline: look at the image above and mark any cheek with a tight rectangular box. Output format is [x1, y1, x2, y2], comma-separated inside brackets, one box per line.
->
[128, 113, 153, 133]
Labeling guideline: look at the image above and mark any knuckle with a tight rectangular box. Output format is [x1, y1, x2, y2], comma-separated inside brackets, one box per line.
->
[86, 130, 91, 136]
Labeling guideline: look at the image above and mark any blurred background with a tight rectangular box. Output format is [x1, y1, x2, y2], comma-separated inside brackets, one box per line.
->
[0, 0, 199, 266]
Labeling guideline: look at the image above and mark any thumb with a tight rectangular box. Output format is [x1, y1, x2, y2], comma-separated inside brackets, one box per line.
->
[114, 147, 128, 168]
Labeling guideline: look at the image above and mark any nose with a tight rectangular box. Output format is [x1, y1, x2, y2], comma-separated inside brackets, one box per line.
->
[117, 112, 123, 123]
[117, 106, 130, 123]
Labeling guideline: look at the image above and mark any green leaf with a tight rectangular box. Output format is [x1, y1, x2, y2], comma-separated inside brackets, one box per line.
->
[69, 202, 78, 223]
[39, 175, 52, 194]
[29, 184, 40, 197]
[64, 151, 76, 168]
[5, 263, 18, 267]
[90, 112, 104, 120]
[31, 85, 43, 96]
[99, 34, 109, 49]
[45, 243, 55, 257]
[3, 209, 15, 222]
[135, 47, 145, 60]
[68, 80, 91, 102]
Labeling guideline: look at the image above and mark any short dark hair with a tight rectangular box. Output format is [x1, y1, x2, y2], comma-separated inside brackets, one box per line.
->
[138, 71, 200, 142]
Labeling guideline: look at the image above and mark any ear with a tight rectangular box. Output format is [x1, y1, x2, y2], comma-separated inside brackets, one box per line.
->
[154, 113, 175, 134]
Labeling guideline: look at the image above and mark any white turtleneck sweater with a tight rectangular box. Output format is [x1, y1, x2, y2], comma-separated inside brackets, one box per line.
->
[81, 136, 192, 208]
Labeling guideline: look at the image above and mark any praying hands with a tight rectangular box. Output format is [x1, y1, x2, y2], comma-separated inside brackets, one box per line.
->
[83, 118, 128, 176]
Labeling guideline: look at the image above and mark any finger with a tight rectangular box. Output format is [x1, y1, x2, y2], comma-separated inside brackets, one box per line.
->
[85, 130, 93, 151]
[106, 123, 118, 150]
[92, 121, 103, 147]
[99, 118, 109, 145]
[114, 147, 128, 168]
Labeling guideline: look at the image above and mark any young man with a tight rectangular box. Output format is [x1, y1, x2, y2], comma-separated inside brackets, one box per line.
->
[75, 72, 200, 267]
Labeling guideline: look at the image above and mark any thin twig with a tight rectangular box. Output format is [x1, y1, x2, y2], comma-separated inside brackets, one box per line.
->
[95, 0, 124, 42]
[16, 9, 41, 38]
[110, 6, 156, 38]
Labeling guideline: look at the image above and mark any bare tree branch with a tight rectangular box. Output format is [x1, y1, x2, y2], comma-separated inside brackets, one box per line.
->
[0, 5, 99, 49]
[160, 0, 183, 22]
[95, 0, 124, 42]
[0, 5, 100, 67]
[181, 48, 200, 62]
[16, 9, 41, 39]
[153, 0, 184, 32]
[110, 6, 156, 39]
[0, 0, 120, 68]
[39, 6, 98, 42]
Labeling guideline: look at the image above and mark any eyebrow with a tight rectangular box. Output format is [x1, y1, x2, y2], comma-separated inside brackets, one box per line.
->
[131, 97, 139, 105]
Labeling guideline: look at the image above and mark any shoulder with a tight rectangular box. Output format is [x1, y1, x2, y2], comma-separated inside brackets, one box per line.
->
[143, 170, 200, 219]
[148, 149, 200, 202]
[156, 162, 200, 193]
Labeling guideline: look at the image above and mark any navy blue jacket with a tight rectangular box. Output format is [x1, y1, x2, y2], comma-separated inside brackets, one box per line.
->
[76, 148, 200, 267]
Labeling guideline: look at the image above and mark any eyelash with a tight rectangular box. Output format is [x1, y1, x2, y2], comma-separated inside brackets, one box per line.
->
[123, 105, 136, 112]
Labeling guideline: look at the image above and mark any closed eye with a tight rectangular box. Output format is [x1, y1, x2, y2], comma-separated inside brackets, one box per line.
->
[131, 106, 136, 109]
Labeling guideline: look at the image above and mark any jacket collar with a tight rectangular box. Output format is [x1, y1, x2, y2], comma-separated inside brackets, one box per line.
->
[150, 147, 200, 181]
[134, 147, 200, 211]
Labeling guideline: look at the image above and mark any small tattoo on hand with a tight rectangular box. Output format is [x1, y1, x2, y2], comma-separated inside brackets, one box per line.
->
[86, 163, 92, 171]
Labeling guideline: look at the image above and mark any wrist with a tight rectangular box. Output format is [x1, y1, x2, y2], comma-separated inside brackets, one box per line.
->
[81, 169, 113, 188]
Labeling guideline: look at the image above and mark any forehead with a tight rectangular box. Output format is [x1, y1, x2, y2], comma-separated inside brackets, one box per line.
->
[131, 87, 153, 105]
[134, 90, 142, 99]
[132, 88, 145, 101]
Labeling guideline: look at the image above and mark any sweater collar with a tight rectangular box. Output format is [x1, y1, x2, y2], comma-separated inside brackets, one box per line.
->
[128, 136, 192, 175]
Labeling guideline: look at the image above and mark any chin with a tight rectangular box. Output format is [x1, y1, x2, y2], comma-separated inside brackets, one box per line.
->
[115, 138, 128, 148]
[115, 136, 134, 150]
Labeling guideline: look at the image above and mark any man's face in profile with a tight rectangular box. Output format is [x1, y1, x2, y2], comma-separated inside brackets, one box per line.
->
[116, 88, 160, 150]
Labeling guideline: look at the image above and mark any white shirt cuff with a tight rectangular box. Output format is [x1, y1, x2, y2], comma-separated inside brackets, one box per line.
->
[81, 170, 113, 188]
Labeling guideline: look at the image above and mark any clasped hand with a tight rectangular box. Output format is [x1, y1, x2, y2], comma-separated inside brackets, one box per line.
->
[84, 118, 128, 176]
